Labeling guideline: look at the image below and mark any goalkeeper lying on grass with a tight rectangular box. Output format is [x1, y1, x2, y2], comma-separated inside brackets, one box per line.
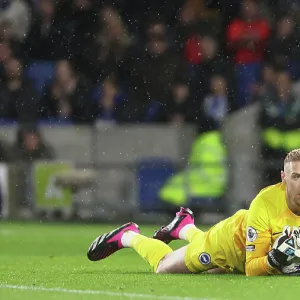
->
[87, 148, 300, 276]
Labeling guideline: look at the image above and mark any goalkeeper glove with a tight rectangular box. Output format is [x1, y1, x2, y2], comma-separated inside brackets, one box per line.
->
[267, 226, 299, 271]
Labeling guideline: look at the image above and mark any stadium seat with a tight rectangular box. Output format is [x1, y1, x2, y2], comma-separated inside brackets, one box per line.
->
[26, 60, 55, 94]
[288, 60, 300, 80]
[137, 158, 176, 212]
[38, 118, 74, 126]
[0, 118, 18, 126]
[144, 101, 161, 122]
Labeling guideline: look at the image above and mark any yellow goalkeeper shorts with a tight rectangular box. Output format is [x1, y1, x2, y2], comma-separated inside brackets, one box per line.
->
[185, 209, 247, 274]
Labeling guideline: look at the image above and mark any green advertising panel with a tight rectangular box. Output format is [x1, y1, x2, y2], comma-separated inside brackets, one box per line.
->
[33, 162, 72, 209]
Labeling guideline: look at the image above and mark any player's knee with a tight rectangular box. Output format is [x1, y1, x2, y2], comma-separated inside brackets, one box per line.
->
[155, 247, 189, 274]
[155, 257, 169, 274]
[155, 260, 166, 273]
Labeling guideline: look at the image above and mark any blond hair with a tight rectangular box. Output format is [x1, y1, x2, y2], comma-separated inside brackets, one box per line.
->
[284, 149, 300, 166]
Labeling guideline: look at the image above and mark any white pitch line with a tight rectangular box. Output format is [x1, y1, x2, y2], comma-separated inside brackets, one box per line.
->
[0, 284, 217, 300]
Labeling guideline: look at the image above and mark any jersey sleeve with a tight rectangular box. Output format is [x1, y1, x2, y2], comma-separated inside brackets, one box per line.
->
[245, 193, 280, 276]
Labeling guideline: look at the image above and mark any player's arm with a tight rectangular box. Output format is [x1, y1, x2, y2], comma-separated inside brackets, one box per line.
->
[205, 268, 228, 274]
[245, 194, 280, 276]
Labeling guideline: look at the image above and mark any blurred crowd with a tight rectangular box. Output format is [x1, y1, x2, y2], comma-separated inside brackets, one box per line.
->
[0, 0, 299, 126]
[0, 0, 300, 182]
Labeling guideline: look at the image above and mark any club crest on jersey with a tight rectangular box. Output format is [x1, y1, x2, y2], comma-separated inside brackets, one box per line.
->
[199, 252, 211, 265]
[247, 226, 258, 242]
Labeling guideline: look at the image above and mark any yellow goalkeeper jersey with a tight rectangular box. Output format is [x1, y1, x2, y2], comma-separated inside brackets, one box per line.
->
[244, 182, 300, 275]
[184, 182, 300, 275]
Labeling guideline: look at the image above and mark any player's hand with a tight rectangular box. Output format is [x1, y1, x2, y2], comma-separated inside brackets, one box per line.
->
[294, 227, 300, 258]
[280, 260, 300, 275]
[267, 226, 298, 271]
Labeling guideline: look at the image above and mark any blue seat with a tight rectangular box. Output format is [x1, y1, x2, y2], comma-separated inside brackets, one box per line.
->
[38, 118, 74, 126]
[137, 158, 176, 212]
[26, 61, 55, 94]
[288, 60, 300, 80]
[144, 101, 161, 122]
[0, 118, 18, 126]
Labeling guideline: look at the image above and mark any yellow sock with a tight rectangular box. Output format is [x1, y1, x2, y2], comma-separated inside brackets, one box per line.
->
[130, 234, 173, 272]
[186, 227, 205, 243]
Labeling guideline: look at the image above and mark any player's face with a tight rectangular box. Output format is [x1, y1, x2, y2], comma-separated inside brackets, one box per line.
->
[282, 161, 300, 206]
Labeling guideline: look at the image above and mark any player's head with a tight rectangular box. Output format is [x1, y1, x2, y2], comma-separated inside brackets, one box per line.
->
[282, 149, 300, 205]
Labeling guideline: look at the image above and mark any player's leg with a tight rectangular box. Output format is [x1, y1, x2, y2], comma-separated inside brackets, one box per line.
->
[155, 246, 190, 273]
[182, 209, 248, 274]
[156, 227, 228, 274]
[155, 245, 227, 274]
[126, 231, 222, 274]
[87, 222, 223, 274]
[153, 207, 205, 244]
[154, 208, 248, 274]
[87, 222, 188, 273]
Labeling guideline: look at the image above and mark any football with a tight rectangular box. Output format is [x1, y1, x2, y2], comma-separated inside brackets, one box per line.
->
[272, 232, 300, 275]
[281, 256, 300, 275]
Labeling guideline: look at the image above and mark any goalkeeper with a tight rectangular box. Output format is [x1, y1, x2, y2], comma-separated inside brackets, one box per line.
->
[87, 149, 300, 276]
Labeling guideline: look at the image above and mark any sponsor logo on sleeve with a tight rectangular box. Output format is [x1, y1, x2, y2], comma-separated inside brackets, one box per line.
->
[246, 245, 256, 252]
[199, 252, 211, 265]
[247, 226, 258, 243]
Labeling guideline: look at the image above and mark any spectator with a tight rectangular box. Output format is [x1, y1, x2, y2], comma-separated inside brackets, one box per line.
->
[0, 20, 21, 57]
[175, 0, 219, 57]
[13, 123, 54, 162]
[128, 18, 187, 122]
[39, 60, 94, 123]
[274, 0, 300, 16]
[95, 75, 126, 122]
[113, 0, 182, 37]
[56, 0, 98, 62]
[0, 0, 31, 41]
[0, 0, 298, 132]
[261, 63, 277, 87]
[190, 35, 235, 110]
[159, 127, 228, 208]
[0, 41, 11, 79]
[0, 56, 39, 122]
[259, 70, 300, 184]
[203, 75, 229, 128]
[227, 0, 270, 108]
[251, 63, 276, 99]
[77, 4, 131, 83]
[227, 0, 270, 64]
[267, 14, 300, 79]
[161, 80, 194, 124]
[0, 21, 15, 70]
[23, 0, 71, 60]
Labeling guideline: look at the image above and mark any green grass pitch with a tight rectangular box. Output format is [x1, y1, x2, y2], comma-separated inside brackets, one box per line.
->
[0, 221, 298, 300]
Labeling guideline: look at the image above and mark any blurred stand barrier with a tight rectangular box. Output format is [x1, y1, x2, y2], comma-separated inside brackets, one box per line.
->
[0, 104, 267, 223]
[223, 102, 262, 215]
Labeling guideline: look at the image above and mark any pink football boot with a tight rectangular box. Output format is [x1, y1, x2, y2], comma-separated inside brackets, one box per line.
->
[153, 207, 194, 244]
[87, 222, 140, 261]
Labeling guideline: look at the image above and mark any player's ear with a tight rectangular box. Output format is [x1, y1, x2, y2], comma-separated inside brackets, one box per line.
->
[281, 170, 286, 183]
